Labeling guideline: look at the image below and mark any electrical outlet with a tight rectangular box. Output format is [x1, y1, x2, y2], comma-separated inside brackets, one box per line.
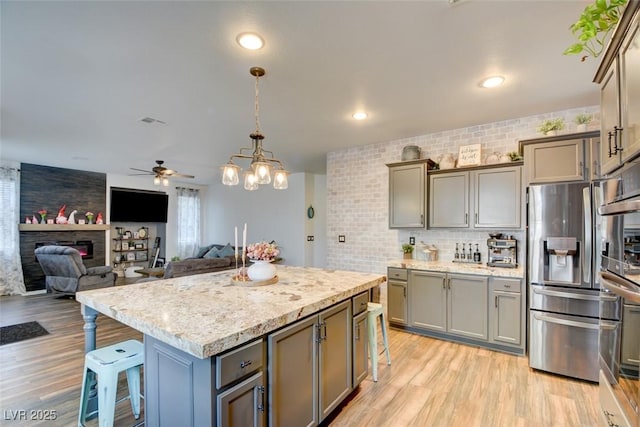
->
[338, 235, 346, 243]
[307, 235, 314, 241]
[409, 237, 415, 245]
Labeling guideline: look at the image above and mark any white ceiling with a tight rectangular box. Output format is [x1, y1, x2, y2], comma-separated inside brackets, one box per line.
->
[1, 1, 601, 186]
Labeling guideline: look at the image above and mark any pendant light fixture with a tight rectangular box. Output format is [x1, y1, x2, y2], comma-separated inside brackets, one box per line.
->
[221, 67, 288, 190]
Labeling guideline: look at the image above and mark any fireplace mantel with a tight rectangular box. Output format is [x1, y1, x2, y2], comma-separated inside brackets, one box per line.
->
[19, 224, 110, 232]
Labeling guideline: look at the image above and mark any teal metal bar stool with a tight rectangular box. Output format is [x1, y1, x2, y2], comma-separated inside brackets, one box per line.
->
[78, 339, 144, 427]
[367, 302, 391, 382]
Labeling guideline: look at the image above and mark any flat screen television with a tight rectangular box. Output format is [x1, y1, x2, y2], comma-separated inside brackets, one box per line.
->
[110, 187, 168, 223]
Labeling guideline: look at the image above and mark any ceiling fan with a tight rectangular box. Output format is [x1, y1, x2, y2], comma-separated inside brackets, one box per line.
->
[130, 160, 194, 186]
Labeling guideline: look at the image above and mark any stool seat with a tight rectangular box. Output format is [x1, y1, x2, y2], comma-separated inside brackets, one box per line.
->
[367, 302, 391, 382]
[78, 339, 144, 427]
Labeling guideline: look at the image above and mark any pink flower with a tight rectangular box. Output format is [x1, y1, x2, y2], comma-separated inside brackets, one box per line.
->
[246, 241, 279, 261]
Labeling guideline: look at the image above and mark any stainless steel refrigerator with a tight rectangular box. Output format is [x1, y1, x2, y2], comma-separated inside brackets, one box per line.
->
[527, 181, 620, 382]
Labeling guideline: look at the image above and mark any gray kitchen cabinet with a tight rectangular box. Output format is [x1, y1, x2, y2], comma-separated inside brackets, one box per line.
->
[217, 372, 265, 427]
[407, 271, 488, 340]
[408, 270, 446, 332]
[489, 277, 522, 346]
[429, 164, 522, 229]
[387, 161, 426, 228]
[596, 10, 640, 175]
[520, 132, 600, 183]
[621, 303, 640, 368]
[387, 268, 408, 326]
[352, 310, 368, 387]
[268, 300, 351, 427]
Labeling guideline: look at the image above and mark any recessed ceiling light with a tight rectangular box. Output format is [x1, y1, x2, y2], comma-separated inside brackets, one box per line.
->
[480, 76, 505, 88]
[352, 112, 368, 120]
[236, 33, 265, 50]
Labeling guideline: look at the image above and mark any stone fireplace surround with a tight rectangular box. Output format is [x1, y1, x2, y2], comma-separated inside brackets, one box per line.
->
[19, 163, 107, 292]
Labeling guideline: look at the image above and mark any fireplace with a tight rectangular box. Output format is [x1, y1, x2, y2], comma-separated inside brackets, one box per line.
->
[35, 241, 94, 260]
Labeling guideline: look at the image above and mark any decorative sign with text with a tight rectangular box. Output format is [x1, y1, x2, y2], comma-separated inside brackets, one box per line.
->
[457, 144, 482, 167]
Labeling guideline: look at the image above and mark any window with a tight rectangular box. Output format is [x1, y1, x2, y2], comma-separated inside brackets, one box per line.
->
[0, 166, 26, 295]
[176, 187, 201, 259]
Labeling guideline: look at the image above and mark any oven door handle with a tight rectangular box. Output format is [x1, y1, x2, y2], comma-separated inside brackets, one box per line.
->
[599, 199, 640, 216]
[532, 287, 616, 302]
[532, 313, 599, 330]
[600, 271, 640, 303]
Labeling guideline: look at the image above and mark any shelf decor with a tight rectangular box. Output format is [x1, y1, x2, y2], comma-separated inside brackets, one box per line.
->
[246, 241, 279, 281]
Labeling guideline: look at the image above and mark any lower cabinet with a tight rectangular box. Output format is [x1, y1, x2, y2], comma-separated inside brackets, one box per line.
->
[388, 268, 408, 326]
[217, 372, 265, 427]
[489, 277, 522, 346]
[268, 300, 352, 427]
[352, 309, 368, 387]
[409, 271, 488, 340]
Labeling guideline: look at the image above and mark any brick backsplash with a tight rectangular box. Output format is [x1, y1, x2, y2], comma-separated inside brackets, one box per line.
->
[326, 106, 600, 274]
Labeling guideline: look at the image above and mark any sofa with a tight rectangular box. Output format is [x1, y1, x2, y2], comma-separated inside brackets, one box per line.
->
[160, 244, 240, 279]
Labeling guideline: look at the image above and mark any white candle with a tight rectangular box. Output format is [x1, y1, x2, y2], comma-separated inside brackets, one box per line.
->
[242, 223, 247, 256]
[234, 226, 238, 258]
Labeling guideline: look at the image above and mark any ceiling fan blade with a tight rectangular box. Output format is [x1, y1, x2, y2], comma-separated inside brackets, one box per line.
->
[162, 169, 177, 175]
[170, 172, 195, 179]
[129, 168, 153, 174]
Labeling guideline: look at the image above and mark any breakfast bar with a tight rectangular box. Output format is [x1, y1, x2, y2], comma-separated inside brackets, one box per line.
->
[76, 265, 386, 426]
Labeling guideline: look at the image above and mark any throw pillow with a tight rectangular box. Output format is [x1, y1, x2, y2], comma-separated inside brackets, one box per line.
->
[195, 244, 214, 258]
[218, 243, 235, 257]
[203, 247, 221, 258]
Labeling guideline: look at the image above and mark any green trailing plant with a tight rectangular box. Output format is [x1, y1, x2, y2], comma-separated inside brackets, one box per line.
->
[564, 0, 628, 62]
[575, 113, 593, 125]
[508, 151, 523, 161]
[537, 118, 565, 134]
[402, 243, 414, 254]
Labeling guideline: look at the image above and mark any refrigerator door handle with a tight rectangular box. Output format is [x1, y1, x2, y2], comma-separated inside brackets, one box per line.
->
[583, 186, 592, 285]
[600, 271, 640, 303]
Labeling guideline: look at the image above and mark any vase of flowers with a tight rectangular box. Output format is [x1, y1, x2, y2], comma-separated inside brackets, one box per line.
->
[246, 241, 279, 281]
[85, 211, 94, 224]
[38, 209, 47, 224]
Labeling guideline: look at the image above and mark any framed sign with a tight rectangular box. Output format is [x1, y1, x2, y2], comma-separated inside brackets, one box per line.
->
[457, 144, 482, 167]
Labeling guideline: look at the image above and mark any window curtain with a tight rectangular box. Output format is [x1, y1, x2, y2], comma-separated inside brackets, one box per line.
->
[176, 187, 201, 259]
[0, 166, 26, 295]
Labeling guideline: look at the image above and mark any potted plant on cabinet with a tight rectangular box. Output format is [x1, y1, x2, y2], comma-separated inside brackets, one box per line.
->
[402, 243, 414, 260]
[537, 118, 565, 136]
[574, 113, 592, 132]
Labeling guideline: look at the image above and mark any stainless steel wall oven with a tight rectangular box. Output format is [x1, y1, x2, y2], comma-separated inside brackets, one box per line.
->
[599, 163, 640, 427]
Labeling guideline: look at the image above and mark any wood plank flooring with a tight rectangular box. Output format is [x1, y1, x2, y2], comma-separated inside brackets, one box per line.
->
[0, 293, 599, 426]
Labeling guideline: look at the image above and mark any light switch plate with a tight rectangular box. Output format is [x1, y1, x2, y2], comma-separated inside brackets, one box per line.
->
[338, 235, 346, 243]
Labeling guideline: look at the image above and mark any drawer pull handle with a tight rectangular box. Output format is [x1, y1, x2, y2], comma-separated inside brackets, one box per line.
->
[360, 301, 367, 306]
[504, 284, 511, 288]
[240, 360, 252, 369]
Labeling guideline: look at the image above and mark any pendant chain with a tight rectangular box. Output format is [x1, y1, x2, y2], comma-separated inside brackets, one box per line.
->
[254, 74, 261, 133]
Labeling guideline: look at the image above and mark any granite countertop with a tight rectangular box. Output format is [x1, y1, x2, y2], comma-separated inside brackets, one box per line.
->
[76, 265, 386, 359]
[388, 259, 524, 279]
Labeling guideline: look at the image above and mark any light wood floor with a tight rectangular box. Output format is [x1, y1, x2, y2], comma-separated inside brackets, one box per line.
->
[0, 293, 599, 426]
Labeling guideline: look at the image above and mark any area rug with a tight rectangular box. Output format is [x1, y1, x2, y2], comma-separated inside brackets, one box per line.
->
[0, 321, 49, 346]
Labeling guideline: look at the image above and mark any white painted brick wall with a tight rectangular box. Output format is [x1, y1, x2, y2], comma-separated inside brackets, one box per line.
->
[327, 106, 600, 274]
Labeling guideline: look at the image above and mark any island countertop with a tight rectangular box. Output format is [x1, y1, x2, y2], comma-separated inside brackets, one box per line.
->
[76, 265, 386, 359]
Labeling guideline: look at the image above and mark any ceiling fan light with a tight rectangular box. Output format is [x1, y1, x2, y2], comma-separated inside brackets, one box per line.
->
[252, 161, 272, 184]
[153, 176, 161, 185]
[221, 163, 240, 186]
[162, 177, 169, 186]
[244, 171, 259, 191]
[273, 169, 288, 190]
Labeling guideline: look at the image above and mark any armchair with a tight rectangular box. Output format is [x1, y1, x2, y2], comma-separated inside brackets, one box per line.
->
[35, 246, 116, 295]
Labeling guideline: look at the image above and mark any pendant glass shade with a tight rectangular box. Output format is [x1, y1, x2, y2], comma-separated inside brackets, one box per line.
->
[153, 176, 161, 185]
[252, 161, 272, 184]
[244, 171, 259, 191]
[222, 163, 240, 186]
[162, 177, 169, 186]
[273, 169, 288, 190]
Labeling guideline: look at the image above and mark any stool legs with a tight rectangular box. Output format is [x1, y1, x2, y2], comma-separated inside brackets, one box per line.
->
[367, 303, 391, 382]
[78, 368, 91, 426]
[379, 311, 391, 366]
[125, 366, 141, 419]
[97, 369, 119, 427]
[367, 315, 379, 381]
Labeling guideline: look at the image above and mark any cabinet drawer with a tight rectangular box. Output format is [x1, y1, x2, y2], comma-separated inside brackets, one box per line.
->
[352, 291, 369, 316]
[215, 339, 264, 389]
[387, 268, 407, 281]
[490, 278, 521, 293]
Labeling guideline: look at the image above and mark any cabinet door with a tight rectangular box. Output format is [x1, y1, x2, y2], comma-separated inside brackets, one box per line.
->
[387, 280, 408, 325]
[352, 311, 368, 387]
[389, 163, 425, 228]
[620, 16, 640, 165]
[490, 291, 521, 346]
[429, 172, 469, 228]
[408, 270, 447, 332]
[268, 316, 318, 427]
[621, 304, 640, 368]
[217, 372, 265, 427]
[473, 166, 521, 228]
[601, 62, 623, 175]
[319, 300, 351, 422]
[524, 139, 585, 184]
[447, 274, 488, 340]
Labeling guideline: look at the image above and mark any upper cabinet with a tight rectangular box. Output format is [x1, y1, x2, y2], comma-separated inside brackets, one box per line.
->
[429, 163, 522, 229]
[520, 132, 599, 185]
[387, 160, 427, 229]
[595, 2, 640, 176]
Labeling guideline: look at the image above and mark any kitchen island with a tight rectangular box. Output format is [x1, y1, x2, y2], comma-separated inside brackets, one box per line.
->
[76, 265, 386, 426]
